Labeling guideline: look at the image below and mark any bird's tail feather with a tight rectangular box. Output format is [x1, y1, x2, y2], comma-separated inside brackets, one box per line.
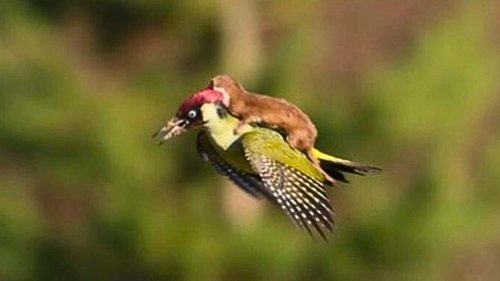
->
[312, 148, 382, 183]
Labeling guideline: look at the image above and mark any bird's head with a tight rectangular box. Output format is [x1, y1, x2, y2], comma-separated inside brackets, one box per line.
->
[153, 88, 230, 143]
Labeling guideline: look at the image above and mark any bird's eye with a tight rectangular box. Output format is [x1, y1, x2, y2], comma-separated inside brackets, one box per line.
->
[187, 109, 198, 119]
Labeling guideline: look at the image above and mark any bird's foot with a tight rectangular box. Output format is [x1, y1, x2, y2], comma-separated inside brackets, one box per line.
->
[320, 168, 336, 186]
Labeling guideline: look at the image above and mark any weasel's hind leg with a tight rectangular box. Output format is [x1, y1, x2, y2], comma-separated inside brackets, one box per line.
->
[306, 149, 336, 185]
[288, 133, 336, 185]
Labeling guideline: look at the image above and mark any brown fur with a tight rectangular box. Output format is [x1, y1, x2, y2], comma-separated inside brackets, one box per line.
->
[210, 75, 335, 184]
[210, 75, 317, 151]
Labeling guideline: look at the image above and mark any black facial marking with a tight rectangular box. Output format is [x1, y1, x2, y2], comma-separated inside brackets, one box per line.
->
[216, 105, 228, 119]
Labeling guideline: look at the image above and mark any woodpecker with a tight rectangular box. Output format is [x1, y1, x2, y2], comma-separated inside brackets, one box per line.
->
[153, 89, 381, 239]
[209, 75, 336, 183]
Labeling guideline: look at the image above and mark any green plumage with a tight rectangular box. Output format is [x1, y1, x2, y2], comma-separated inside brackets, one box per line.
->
[191, 103, 381, 238]
[241, 130, 325, 181]
[197, 104, 335, 238]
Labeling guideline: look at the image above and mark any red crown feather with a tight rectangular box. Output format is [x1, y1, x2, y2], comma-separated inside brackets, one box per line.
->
[176, 88, 224, 117]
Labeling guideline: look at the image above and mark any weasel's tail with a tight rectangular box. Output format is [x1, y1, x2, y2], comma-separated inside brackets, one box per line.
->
[312, 148, 382, 183]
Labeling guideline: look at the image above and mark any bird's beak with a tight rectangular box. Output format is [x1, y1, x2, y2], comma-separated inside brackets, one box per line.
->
[152, 117, 189, 145]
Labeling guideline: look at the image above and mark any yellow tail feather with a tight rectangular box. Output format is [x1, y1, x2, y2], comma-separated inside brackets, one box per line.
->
[312, 148, 382, 183]
[312, 148, 352, 165]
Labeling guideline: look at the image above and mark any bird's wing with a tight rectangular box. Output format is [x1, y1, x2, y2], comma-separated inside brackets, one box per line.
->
[241, 129, 335, 239]
[196, 131, 273, 200]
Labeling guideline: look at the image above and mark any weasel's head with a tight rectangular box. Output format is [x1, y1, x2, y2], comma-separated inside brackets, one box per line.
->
[208, 74, 246, 105]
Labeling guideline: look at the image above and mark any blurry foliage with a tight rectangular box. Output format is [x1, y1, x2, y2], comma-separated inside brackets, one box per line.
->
[1, 1, 500, 281]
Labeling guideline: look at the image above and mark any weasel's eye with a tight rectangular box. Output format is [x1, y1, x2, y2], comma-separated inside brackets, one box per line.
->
[187, 109, 198, 120]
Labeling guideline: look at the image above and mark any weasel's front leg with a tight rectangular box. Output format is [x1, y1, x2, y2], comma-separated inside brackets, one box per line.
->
[233, 116, 262, 135]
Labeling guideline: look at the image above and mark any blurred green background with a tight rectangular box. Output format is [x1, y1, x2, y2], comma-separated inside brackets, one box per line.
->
[1, 0, 500, 280]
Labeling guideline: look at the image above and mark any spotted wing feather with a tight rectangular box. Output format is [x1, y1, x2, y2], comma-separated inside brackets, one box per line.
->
[244, 150, 335, 239]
